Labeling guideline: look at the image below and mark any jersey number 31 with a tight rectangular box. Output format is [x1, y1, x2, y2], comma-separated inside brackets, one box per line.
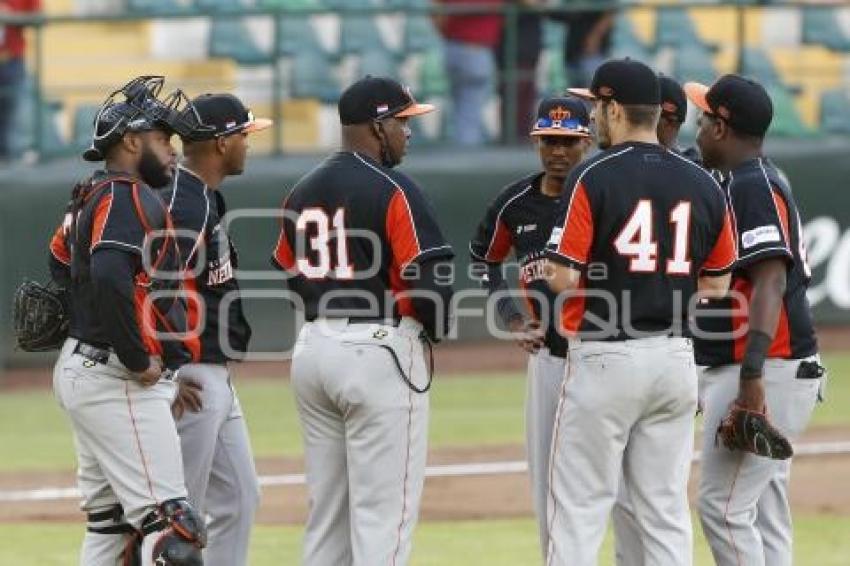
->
[296, 207, 354, 279]
[614, 200, 692, 275]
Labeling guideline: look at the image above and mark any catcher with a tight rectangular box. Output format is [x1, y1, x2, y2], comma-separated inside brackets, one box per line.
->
[687, 75, 824, 566]
[33, 76, 207, 565]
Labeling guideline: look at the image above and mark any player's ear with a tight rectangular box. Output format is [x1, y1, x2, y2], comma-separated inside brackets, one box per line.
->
[122, 131, 141, 155]
[215, 136, 228, 156]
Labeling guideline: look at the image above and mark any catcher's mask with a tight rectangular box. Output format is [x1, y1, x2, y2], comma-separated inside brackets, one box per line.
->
[83, 76, 176, 162]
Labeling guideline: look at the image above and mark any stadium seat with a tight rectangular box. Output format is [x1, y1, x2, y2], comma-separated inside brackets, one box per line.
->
[128, 0, 189, 15]
[819, 89, 850, 134]
[276, 14, 325, 57]
[13, 83, 66, 157]
[741, 47, 783, 86]
[767, 86, 811, 137]
[673, 45, 717, 86]
[418, 48, 449, 98]
[339, 16, 386, 54]
[655, 8, 702, 47]
[802, 7, 850, 51]
[403, 15, 441, 53]
[208, 19, 270, 65]
[611, 14, 652, 61]
[356, 49, 399, 78]
[72, 105, 101, 151]
[258, 0, 320, 9]
[290, 49, 340, 102]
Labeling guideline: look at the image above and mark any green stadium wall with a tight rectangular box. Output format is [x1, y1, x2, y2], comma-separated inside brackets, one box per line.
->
[2, 141, 849, 368]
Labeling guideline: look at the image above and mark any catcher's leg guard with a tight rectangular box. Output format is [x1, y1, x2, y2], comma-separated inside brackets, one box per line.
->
[84, 504, 139, 565]
[140, 498, 207, 566]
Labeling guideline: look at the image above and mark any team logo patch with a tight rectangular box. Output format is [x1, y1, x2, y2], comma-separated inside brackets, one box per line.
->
[548, 227, 563, 246]
[741, 225, 782, 249]
[376, 104, 389, 114]
[82, 360, 95, 368]
[225, 120, 237, 129]
[373, 329, 389, 339]
[549, 106, 570, 122]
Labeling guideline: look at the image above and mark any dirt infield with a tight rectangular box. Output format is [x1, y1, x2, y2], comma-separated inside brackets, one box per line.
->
[2, 334, 848, 526]
[2, 434, 850, 525]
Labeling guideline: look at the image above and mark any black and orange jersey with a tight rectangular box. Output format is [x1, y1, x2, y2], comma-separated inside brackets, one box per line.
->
[160, 166, 252, 363]
[694, 157, 818, 366]
[470, 172, 568, 355]
[546, 142, 737, 340]
[66, 171, 194, 370]
[271, 151, 454, 327]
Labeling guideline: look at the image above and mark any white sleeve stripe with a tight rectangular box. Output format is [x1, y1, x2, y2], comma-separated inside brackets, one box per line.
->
[548, 249, 586, 266]
[757, 159, 791, 253]
[352, 152, 422, 253]
[737, 245, 792, 262]
[400, 245, 453, 271]
[483, 184, 532, 260]
[92, 240, 144, 253]
[556, 146, 633, 251]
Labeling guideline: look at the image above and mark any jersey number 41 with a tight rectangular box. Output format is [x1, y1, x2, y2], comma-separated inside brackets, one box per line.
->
[614, 200, 692, 275]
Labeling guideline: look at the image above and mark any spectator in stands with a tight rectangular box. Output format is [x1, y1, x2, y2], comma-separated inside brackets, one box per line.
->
[553, 8, 614, 88]
[436, 0, 503, 146]
[497, 0, 544, 144]
[0, 0, 40, 162]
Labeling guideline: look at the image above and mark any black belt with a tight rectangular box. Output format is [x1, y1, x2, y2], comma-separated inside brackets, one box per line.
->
[74, 341, 112, 365]
[548, 341, 567, 359]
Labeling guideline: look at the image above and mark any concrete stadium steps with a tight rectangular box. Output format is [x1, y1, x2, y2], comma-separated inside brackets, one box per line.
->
[243, 99, 337, 152]
[771, 46, 844, 128]
[625, 8, 656, 47]
[42, 22, 152, 60]
[44, 0, 74, 15]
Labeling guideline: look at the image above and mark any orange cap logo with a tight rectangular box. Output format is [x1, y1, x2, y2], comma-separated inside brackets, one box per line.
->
[549, 106, 571, 122]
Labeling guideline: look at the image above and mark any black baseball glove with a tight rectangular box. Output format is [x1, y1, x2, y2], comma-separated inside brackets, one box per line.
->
[716, 403, 794, 460]
[12, 279, 70, 352]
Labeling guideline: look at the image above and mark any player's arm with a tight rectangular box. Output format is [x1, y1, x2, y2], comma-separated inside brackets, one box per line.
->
[386, 182, 455, 342]
[89, 248, 156, 375]
[698, 204, 737, 300]
[545, 181, 593, 294]
[47, 206, 73, 287]
[731, 176, 794, 410]
[468, 198, 526, 329]
[89, 185, 163, 382]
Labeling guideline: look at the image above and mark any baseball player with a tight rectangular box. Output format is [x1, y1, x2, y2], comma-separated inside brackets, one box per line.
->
[469, 95, 593, 556]
[545, 58, 737, 565]
[49, 76, 207, 565]
[685, 75, 822, 566]
[610, 73, 705, 566]
[271, 76, 455, 565]
[159, 92, 272, 566]
[657, 75, 701, 163]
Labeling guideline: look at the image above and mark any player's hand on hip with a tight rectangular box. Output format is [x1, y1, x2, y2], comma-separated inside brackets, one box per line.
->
[172, 377, 204, 420]
[509, 318, 545, 354]
[737, 376, 767, 412]
[133, 356, 163, 387]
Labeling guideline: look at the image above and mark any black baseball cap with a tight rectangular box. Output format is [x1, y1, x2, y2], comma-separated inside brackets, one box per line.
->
[568, 58, 660, 105]
[659, 75, 687, 123]
[182, 93, 272, 141]
[338, 76, 435, 125]
[685, 74, 773, 137]
[530, 96, 591, 137]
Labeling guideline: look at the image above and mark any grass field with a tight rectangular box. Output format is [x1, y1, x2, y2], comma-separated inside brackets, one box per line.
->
[0, 353, 848, 564]
[2, 354, 848, 472]
[3, 515, 850, 565]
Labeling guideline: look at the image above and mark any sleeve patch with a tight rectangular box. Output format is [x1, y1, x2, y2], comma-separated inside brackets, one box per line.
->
[741, 225, 781, 249]
[548, 227, 563, 246]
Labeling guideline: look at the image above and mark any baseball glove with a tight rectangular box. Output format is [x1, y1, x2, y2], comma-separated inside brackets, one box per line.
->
[716, 403, 793, 460]
[12, 279, 70, 352]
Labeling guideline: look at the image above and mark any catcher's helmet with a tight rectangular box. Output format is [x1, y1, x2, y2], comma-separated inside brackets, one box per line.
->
[83, 76, 176, 162]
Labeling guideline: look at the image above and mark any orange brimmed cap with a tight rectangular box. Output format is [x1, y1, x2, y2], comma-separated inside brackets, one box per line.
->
[338, 75, 435, 125]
